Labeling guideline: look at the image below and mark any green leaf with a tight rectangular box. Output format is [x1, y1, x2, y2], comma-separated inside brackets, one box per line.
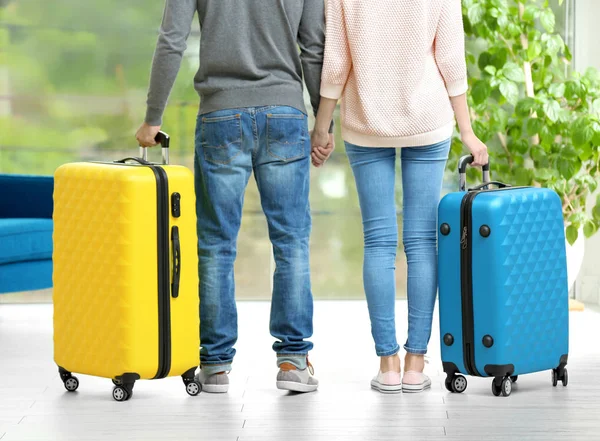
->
[526, 117, 542, 136]
[558, 158, 578, 180]
[468, 3, 485, 25]
[543, 100, 561, 123]
[584, 221, 597, 239]
[516, 97, 537, 117]
[578, 144, 594, 161]
[523, 5, 538, 22]
[540, 9, 556, 33]
[528, 41, 542, 61]
[497, 14, 509, 29]
[471, 80, 491, 105]
[493, 108, 509, 132]
[492, 49, 509, 69]
[549, 83, 566, 98]
[564, 44, 573, 62]
[499, 80, 519, 104]
[592, 99, 600, 116]
[593, 203, 600, 222]
[478, 52, 493, 71]
[545, 34, 565, 56]
[566, 225, 579, 245]
[503, 62, 525, 83]
[573, 125, 593, 147]
[534, 168, 555, 181]
[484, 66, 497, 76]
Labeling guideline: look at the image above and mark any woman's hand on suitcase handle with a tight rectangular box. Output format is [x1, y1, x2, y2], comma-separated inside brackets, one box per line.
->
[461, 131, 489, 167]
[136, 123, 161, 148]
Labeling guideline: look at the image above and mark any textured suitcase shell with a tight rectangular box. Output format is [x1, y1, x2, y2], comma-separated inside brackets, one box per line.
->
[438, 187, 569, 378]
[53, 162, 200, 380]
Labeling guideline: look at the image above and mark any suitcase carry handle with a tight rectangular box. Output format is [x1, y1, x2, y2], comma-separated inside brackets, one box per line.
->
[171, 226, 181, 299]
[468, 181, 511, 191]
[459, 155, 491, 191]
[139, 131, 171, 165]
[114, 157, 153, 166]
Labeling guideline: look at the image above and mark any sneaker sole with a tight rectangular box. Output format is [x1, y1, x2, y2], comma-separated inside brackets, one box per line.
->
[199, 384, 229, 394]
[402, 381, 432, 393]
[276, 381, 318, 393]
[371, 380, 402, 394]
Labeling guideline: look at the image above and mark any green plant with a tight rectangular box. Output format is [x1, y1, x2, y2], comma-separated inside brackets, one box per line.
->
[454, 0, 600, 244]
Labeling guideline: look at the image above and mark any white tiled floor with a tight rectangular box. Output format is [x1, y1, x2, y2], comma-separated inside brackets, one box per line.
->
[1, 301, 599, 440]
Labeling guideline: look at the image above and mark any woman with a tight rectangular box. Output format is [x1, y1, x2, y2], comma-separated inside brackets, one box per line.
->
[311, 0, 488, 393]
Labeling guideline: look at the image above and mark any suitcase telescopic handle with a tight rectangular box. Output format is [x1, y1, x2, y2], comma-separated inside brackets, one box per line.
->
[139, 131, 170, 165]
[458, 155, 490, 191]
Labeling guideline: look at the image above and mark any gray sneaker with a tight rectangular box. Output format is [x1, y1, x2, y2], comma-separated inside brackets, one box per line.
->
[195, 369, 229, 394]
[276, 361, 318, 393]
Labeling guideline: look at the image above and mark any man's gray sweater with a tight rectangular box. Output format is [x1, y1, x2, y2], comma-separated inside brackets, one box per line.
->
[145, 0, 326, 126]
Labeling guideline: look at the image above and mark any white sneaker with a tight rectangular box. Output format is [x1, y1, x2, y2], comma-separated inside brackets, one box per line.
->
[371, 371, 402, 394]
[195, 370, 229, 393]
[402, 371, 431, 393]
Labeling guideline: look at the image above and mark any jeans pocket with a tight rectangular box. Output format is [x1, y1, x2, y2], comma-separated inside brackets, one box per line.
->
[201, 114, 243, 165]
[266, 114, 307, 162]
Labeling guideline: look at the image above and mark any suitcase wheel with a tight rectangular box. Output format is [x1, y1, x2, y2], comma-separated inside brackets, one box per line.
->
[63, 376, 79, 392]
[552, 368, 568, 387]
[510, 375, 518, 383]
[185, 381, 202, 397]
[492, 376, 512, 397]
[112, 384, 135, 402]
[446, 375, 468, 393]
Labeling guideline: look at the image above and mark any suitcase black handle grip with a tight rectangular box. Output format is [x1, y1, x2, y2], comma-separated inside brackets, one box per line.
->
[468, 181, 511, 192]
[459, 155, 491, 191]
[171, 226, 181, 299]
[155, 131, 170, 148]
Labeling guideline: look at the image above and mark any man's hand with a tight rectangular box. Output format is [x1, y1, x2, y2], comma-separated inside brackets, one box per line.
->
[136, 122, 161, 148]
[311, 131, 335, 168]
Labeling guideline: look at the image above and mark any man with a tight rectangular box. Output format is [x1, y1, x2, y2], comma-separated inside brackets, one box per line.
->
[136, 0, 334, 393]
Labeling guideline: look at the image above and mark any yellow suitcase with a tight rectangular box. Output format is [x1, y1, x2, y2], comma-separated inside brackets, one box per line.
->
[53, 133, 201, 401]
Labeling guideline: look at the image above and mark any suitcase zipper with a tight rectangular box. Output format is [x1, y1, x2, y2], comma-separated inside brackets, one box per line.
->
[460, 191, 481, 377]
[151, 166, 172, 379]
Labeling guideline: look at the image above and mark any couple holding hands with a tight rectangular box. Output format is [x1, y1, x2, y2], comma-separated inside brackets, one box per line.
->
[136, 0, 488, 395]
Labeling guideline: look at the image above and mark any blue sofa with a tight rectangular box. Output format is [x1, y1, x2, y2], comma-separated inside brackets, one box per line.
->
[0, 174, 54, 294]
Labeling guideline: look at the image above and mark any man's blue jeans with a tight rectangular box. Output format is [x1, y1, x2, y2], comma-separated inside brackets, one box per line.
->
[195, 106, 313, 375]
[346, 139, 450, 357]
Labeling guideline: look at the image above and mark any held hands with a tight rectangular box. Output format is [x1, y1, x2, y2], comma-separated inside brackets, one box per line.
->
[461, 131, 489, 167]
[136, 122, 161, 148]
[310, 130, 335, 168]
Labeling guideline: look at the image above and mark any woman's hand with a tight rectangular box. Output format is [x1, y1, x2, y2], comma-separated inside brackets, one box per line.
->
[311, 131, 335, 167]
[461, 131, 489, 167]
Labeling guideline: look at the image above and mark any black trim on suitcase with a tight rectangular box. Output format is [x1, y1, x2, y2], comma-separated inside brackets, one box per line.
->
[484, 364, 515, 377]
[460, 192, 481, 376]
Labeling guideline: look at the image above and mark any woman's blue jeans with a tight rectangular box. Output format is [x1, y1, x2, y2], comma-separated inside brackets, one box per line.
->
[346, 139, 450, 356]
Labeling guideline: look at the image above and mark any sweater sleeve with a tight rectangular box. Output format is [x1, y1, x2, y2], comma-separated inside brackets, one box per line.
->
[320, 0, 352, 100]
[145, 0, 197, 126]
[434, 0, 468, 97]
[298, 0, 326, 116]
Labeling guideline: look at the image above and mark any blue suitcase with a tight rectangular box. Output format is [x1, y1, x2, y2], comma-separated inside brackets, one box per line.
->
[438, 155, 569, 397]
